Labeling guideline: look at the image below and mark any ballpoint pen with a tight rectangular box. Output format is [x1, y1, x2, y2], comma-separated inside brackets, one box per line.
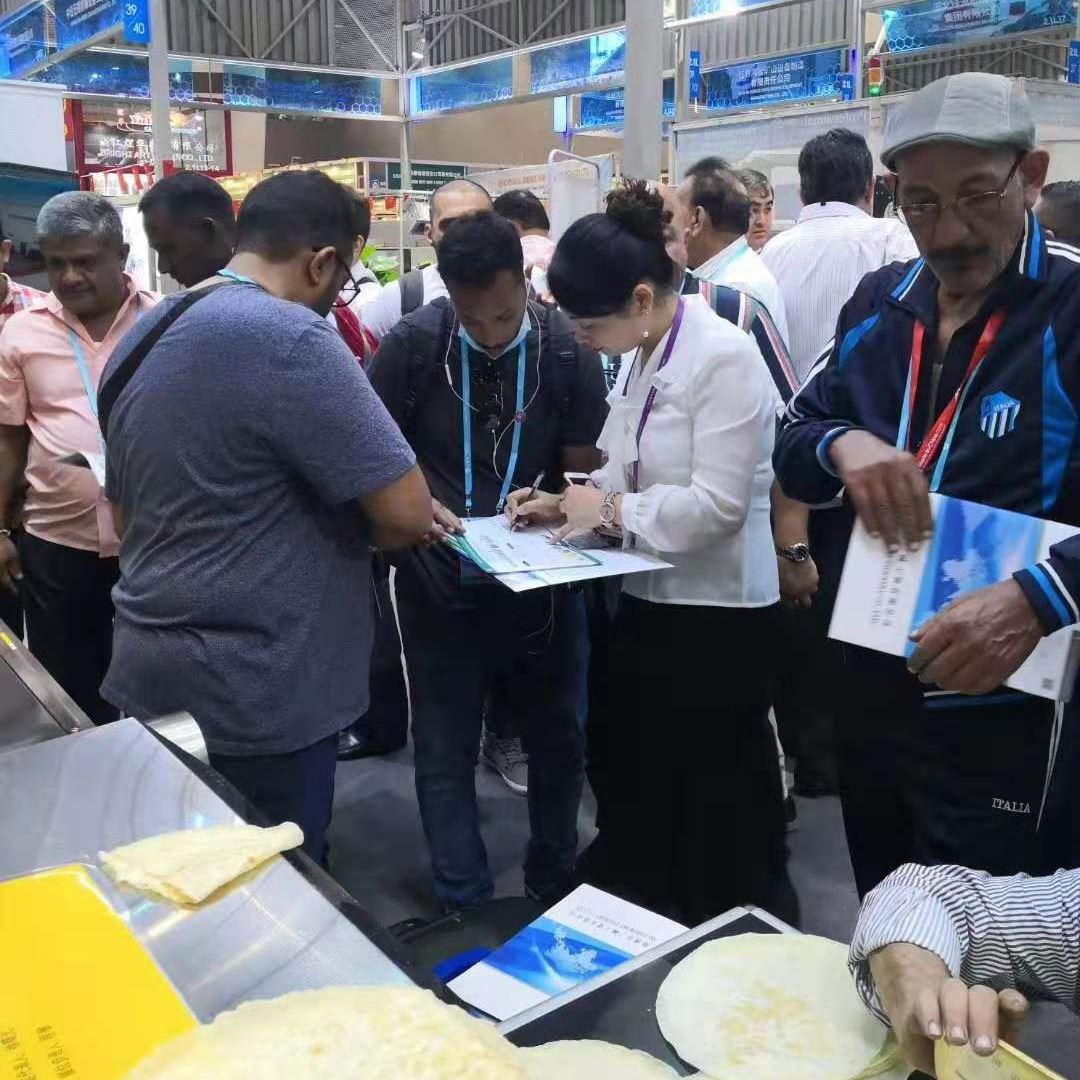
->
[511, 471, 545, 531]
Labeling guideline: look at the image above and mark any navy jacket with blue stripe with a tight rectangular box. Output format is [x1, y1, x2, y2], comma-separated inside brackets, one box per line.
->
[774, 211, 1080, 636]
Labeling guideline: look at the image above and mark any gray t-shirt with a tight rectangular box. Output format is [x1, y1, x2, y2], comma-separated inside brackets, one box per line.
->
[101, 284, 416, 756]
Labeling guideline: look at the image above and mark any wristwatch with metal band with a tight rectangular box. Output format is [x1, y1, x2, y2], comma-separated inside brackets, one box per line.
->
[599, 491, 618, 528]
[778, 542, 811, 564]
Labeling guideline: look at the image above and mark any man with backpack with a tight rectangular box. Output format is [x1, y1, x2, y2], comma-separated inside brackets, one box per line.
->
[367, 211, 608, 911]
[361, 178, 492, 342]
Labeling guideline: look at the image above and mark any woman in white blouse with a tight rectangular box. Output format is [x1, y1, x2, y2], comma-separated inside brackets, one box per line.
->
[509, 181, 795, 926]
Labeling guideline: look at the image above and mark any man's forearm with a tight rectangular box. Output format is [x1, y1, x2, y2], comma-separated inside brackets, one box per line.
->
[850, 863, 1080, 1016]
[0, 425, 28, 527]
[771, 480, 810, 547]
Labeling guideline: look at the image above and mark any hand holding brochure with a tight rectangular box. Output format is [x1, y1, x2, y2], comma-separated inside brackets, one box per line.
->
[830, 494, 1080, 701]
[448, 884, 686, 1021]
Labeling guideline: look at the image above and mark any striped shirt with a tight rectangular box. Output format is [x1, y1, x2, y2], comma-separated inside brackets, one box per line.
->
[849, 862, 1080, 1022]
[761, 202, 919, 383]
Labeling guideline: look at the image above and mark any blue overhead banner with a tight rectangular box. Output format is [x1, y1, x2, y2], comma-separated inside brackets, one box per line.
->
[55, 0, 122, 52]
[1069, 39, 1080, 82]
[410, 56, 513, 115]
[689, 0, 787, 13]
[530, 29, 625, 94]
[703, 48, 846, 113]
[689, 50, 702, 100]
[882, 0, 1077, 53]
[578, 78, 676, 130]
[0, 3, 48, 78]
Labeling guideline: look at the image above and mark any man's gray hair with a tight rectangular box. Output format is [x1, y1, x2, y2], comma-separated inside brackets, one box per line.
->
[37, 191, 124, 249]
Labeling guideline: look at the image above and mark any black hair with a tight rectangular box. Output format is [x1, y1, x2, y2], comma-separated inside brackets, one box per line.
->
[548, 179, 674, 318]
[799, 128, 873, 206]
[235, 170, 369, 261]
[683, 156, 751, 235]
[1040, 181, 1080, 246]
[430, 177, 492, 221]
[436, 210, 524, 289]
[493, 189, 550, 233]
[737, 168, 773, 201]
[139, 170, 236, 226]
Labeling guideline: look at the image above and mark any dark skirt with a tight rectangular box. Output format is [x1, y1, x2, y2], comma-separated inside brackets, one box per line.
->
[579, 593, 798, 928]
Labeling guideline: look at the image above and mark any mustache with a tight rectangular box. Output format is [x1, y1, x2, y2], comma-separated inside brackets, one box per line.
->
[927, 246, 990, 269]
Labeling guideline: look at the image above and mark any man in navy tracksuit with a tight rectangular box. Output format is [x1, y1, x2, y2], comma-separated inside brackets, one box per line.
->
[774, 73, 1080, 896]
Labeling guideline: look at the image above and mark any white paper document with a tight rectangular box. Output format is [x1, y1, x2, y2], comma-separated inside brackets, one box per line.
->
[830, 494, 1080, 701]
[444, 516, 600, 575]
[497, 544, 674, 592]
[448, 884, 687, 1021]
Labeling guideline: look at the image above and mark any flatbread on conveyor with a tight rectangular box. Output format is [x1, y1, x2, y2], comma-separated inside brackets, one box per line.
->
[125, 987, 527, 1080]
[518, 1040, 680, 1078]
[100, 822, 303, 905]
[656, 933, 896, 1080]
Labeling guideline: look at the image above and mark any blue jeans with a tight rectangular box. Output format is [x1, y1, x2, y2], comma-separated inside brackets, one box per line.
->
[398, 586, 586, 911]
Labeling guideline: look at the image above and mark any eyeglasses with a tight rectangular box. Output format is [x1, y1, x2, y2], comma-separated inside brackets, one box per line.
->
[332, 251, 364, 309]
[897, 156, 1023, 231]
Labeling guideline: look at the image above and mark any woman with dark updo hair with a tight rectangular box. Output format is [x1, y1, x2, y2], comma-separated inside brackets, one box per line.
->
[509, 180, 796, 926]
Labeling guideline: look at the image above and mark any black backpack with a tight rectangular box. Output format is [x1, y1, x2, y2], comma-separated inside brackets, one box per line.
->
[396, 297, 582, 440]
[398, 267, 427, 318]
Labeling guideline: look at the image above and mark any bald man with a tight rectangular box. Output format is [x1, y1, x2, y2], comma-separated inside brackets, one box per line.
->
[361, 178, 492, 341]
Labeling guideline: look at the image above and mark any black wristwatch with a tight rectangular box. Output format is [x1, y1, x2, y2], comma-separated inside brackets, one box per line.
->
[778, 542, 811, 564]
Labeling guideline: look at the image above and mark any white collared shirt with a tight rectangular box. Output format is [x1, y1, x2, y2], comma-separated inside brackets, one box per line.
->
[359, 263, 447, 342]
[592, 296, 780, 608]
[761, 202, 920, 382]
[693, 236, 790, 349]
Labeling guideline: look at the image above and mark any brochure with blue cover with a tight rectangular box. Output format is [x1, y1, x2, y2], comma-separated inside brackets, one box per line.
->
[830, 494, 1080, 701]
[447, 884, 687, 1021]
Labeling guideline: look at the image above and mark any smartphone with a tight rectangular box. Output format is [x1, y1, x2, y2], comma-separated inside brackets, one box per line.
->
[563, 472, 593, 487]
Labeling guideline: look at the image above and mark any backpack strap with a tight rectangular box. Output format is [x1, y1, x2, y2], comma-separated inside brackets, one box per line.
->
[398, 267, 426, 317]
[543, 306, 580, 429]
[98, 283, 229, 439]
[400, 299, 455, 438]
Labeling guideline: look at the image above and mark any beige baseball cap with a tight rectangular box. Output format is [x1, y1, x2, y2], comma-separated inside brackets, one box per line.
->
[881, 72, 1035, 171]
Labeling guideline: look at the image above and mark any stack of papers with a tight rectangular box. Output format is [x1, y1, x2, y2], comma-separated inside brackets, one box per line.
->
[448, 884, 687, 1021]
[830, 494, 1080, 701]
[445, 516, 672, 592]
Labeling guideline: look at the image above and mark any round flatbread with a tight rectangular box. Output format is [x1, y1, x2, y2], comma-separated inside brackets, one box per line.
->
[655, 934, 890, 1080]
[518, 1040, 679, 1079]
[125, 986, 526, 1080]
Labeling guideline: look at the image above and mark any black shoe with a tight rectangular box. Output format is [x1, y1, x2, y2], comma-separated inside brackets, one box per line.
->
[336, 721, 404, 761]
[792, 759, 838, 798]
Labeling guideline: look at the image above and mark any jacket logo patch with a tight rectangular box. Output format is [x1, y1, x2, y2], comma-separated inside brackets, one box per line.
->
[980, 392, 1021, 440]
[992, 797, 1031, 814]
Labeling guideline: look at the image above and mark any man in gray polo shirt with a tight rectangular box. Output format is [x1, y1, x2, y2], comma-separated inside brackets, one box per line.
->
[100, 171, 432, 862]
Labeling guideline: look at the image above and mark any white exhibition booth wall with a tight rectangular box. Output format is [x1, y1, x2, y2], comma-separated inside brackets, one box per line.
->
[673, 79, 1080, 229]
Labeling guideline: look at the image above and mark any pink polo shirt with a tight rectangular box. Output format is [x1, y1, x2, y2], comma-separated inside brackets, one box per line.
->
[0, 277, 158, 556]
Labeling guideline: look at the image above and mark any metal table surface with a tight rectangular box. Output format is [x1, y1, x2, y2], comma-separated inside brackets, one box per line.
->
[0, 718, 415, 1021]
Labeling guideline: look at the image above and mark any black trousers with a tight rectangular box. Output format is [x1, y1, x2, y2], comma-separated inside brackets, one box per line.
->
[18, 531, 119, 725]
[209, 733, 339, 866]
[835, 645, 1075, 898]
[581, 595, 797, 928]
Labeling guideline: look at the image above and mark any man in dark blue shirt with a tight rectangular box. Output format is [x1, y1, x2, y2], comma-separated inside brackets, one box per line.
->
[775, 73, 1080, 896]
[368, 212, 608, 912]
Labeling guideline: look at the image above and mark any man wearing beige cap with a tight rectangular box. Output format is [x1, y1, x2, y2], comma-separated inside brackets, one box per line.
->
[775, 73, 1080, 897]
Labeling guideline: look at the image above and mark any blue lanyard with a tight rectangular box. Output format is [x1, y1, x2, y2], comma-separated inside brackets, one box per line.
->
[67, 329, 107, 455]
[217, 269, 258, 287]
[460, 337, 528, 517]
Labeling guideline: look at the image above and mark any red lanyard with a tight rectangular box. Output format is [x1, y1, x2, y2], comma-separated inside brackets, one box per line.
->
[907, 308, 1007, 474]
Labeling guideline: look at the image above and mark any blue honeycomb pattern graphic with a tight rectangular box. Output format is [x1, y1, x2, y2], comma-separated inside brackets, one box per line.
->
[882, 0, 1076, 54]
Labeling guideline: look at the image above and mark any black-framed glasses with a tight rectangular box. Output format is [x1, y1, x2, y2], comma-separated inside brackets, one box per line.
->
[897, 155, 1024, 231]
[332, 251, 364, 309]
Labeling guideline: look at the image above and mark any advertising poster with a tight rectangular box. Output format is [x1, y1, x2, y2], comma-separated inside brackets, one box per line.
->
[703, 48, 846, 112]
[882, 0, 1077, 53]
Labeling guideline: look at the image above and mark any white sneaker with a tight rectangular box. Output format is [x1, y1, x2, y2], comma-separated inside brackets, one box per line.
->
[482, 734, 528, 796]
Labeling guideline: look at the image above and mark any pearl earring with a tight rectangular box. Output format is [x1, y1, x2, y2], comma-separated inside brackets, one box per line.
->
[642, 328, 650, 340]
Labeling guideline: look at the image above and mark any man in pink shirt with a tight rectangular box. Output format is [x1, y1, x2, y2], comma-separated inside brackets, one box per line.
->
[0, 192, 157, 723]
[0, 217, 46, 329]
